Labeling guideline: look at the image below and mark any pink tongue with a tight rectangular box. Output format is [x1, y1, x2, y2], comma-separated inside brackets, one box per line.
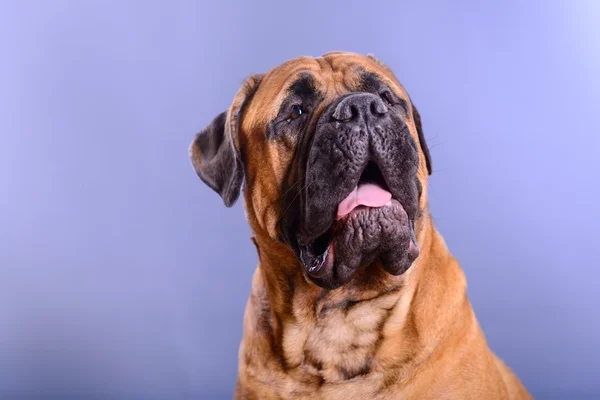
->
[336, 183, 392, 220]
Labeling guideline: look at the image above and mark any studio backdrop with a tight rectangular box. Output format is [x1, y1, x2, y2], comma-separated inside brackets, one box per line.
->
[1, 1, 599, 399]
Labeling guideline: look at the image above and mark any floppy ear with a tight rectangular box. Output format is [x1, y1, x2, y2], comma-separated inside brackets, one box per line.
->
[411, 105, 432, 175]
[189, 111, 243, 207]
[189, 74, 262, 207]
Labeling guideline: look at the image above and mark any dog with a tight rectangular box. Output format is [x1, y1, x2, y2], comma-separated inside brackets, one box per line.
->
[189, 52, 531, 399]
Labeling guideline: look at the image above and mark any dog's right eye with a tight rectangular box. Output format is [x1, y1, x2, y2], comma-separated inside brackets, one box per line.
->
[287, 104, 304, 122]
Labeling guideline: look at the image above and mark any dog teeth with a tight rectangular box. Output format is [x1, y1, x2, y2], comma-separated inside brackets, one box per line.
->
[309, 246, 329, 273]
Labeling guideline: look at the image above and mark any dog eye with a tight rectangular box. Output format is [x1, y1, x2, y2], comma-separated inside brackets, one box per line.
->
[288, 104, 304, 121]
[380, 91, 395, 105]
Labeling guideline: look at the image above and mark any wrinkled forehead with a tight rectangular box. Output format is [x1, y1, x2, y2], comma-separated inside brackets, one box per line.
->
[242, 53, 409, 131]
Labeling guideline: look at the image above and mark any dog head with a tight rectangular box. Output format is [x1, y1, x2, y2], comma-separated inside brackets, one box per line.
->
[190, 52, 432, 289]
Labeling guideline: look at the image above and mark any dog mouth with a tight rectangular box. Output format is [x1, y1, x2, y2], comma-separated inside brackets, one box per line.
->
[298, 161, 417, 281]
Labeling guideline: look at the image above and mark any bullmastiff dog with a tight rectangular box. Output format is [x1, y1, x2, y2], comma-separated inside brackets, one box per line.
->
[189, 52, 531, 399]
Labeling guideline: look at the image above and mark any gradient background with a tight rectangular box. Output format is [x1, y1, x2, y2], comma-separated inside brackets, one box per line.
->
[2, 1, 599, 399]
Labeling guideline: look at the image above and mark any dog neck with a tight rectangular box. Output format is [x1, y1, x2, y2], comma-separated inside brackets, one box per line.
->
[241, 212, 471, 388]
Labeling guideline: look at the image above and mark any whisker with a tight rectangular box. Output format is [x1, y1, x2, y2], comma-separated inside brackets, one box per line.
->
[276, 178, 303, 203]
[277, 179, 315, 225]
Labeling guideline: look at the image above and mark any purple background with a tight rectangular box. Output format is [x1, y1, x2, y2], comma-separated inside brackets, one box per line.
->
[1, 1, 599, 399]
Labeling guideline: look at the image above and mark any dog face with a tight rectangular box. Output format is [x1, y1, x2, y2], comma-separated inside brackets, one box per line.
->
[190, 52, 432, 289]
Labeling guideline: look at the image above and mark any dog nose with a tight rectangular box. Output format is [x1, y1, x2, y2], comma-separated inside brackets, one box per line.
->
[331, 92, 388, 122]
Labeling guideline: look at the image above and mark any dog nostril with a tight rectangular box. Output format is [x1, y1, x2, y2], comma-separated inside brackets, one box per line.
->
[371, 100, 388, 116]
[333, 103, 357, 122]
[332, 94, 387, 122]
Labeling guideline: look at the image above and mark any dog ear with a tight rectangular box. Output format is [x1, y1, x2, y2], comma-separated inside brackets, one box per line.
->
[189, 74, 262, 207]
[189, 111, 243, 207]
[411, 105, 432, 175]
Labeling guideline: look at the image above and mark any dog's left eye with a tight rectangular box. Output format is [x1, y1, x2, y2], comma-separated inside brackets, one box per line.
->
[288, 104, 304, 122]
[380, 90, 396, 105]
